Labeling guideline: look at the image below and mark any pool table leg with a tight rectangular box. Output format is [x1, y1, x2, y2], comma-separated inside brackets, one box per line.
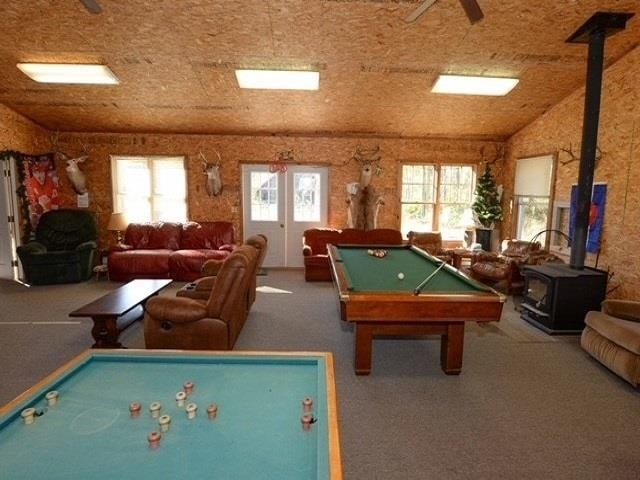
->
[354, 324, 374, 375]
[440, 323, 464, 375]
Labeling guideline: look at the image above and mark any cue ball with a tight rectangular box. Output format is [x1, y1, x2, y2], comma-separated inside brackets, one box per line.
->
[397, 272, 405, 280]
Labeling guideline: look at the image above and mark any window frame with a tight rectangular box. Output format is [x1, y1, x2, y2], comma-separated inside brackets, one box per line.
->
[110, 155, 189, 223]
[400, 162, 476, 240]
[512, 153, 557, 246]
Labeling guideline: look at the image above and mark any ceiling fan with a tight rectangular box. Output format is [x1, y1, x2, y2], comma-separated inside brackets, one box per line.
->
[80, 0, 102, 14]
[404, 0, 484, 24]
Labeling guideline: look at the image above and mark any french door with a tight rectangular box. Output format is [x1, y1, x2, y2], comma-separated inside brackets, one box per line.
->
[0, 156, 20, 280]
[242, 164, 328, 267]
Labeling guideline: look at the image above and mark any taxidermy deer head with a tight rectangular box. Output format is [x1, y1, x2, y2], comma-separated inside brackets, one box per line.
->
[51, 133, 89, 194]
[61, 153, 89, 194]
[353, 145, 382, 188]
[200, 150, 223, 196]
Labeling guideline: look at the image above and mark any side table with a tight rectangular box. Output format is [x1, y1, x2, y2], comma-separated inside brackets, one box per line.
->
[451, 248, 476, 270]
[93, 264, 109, 281]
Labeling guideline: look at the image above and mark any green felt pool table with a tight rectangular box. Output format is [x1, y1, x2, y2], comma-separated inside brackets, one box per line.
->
[328, 244, 505, 375]
[0, 350, 341, 479]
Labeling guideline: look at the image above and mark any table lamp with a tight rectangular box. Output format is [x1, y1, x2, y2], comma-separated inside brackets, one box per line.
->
[107, 212, 128, 243]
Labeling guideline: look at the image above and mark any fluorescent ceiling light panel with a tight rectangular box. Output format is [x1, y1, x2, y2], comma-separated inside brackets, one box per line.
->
[432, 74, 519, 96]
[16, 63, 119, 84]
[235, 70, 319, 90]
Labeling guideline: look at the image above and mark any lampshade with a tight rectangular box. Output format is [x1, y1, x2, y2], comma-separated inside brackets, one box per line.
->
[107, 212, 128, 231]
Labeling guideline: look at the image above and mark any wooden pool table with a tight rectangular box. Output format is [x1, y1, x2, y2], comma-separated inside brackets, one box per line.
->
[328, 244, 505, 375]
[0, 350, 341, 479]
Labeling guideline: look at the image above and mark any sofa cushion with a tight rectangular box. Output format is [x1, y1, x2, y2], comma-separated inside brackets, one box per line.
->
[581, 326, 640, 388]
[108, 249, 173, 280]
[181, 221, 235, 249]
[169, 249, 232, 282]
[303, 229, 342, 254]
[123, 223, 148, 248]
[147, 222, 181, 250]
[585, 311, 640, 355]
[35, 209, 98, 251]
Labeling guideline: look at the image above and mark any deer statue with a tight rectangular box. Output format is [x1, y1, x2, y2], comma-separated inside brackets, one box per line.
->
[200, 150, 223, 196]
[346, 145, 384, 230]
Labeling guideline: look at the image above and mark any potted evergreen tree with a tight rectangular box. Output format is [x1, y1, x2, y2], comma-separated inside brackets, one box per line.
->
[472, 164, 503, 251]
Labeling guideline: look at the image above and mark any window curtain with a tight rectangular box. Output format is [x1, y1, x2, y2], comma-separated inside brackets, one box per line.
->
[514, 155, 554, 196]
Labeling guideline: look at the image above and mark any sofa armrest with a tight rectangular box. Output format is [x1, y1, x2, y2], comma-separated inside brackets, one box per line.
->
[202, 259, 224, 276]
[471, 251, 499, 263]
[145, 296, 208, 323]
[193, 276, 216, 292]
[75, 241, 98, 252]
[219, 243, 236, 252]
[17, 241, 47, 255]
[601, 300, 640, 323]
[303, 245, 313, 257]
[109, 243, 134, 252]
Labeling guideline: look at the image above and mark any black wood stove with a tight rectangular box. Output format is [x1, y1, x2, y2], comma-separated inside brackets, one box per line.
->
[520, 264, 607, 334]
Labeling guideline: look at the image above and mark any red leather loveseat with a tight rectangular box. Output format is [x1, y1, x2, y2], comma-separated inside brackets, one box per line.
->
[302, 228, 403, 281]
[108, 221, 236, 282]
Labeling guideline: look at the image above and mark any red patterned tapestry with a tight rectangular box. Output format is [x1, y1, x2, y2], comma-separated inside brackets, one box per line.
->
[8, 152, 61, 242]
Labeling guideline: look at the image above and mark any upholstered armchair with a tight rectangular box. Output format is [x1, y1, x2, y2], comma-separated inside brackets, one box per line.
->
[582, 300, 640, 387]
[16, 209, 98, 285]
[144, 244, 258, 350]
[176, 234, 267, 307]
[468, 240, 547, 294]
[406, 231, 454, 265]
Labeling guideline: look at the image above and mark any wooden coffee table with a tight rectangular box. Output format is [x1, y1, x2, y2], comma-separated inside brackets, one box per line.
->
[69, 279, 172, 348]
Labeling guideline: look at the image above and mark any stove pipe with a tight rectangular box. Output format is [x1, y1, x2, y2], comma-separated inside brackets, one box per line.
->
[565, 12, 633, 269]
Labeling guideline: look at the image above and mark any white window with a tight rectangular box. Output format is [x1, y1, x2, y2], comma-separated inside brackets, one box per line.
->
[293, 172, 321, 222]
[513, 155, 554, 244]
[250, 171, 279, 221]
[111, 156, 187, 222]
[401, 164, 475, 240]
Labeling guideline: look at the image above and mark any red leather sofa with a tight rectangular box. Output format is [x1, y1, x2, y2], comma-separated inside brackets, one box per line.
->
[108, 221, 236, 282]
[302, 228, 403, 281]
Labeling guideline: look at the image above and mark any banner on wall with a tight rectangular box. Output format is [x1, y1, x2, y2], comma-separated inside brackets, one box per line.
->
[569, 182, 606, 253]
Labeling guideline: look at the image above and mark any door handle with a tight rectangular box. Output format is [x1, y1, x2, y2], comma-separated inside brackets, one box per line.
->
[280, 224, 284, 228]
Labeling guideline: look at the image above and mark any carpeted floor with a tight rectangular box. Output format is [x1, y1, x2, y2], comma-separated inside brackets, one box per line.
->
[1, 271, 639, 479]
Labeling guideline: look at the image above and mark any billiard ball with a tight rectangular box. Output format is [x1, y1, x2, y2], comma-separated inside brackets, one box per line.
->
[397, 272, 405, 280]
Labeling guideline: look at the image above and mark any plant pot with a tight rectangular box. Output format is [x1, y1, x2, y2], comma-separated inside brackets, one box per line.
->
[475, 228, 492, 252]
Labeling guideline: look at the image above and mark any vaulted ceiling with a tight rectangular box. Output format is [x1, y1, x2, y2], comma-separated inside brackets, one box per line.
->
[1, 1, 639, 139]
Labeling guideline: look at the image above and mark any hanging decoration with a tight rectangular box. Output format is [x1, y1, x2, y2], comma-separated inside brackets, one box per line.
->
[269, 150, 295, 174]
[1, 150, 61, 242]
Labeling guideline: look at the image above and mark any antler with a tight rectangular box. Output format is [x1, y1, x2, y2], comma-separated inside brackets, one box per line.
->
[559, 143, 604, 166]
[50, 131, 61, 152]
[353, 145, 381, 164]
[480, 145, 504, 165]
